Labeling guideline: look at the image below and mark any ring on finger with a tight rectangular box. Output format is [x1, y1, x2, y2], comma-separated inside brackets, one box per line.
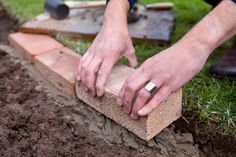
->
[144, 81, 158, 94]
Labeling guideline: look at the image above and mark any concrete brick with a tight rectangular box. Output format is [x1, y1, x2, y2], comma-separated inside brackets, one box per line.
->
[8, 32, 63, 60]
[35, 48, 81, 97]
[75, 65, 182, 141]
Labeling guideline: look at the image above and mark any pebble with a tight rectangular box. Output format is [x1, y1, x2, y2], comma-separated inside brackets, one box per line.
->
[34, 85, 42, 92]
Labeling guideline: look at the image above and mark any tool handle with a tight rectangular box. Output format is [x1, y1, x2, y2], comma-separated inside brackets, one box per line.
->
[146, 2, 174, 10]
[65, 1, 106, 9]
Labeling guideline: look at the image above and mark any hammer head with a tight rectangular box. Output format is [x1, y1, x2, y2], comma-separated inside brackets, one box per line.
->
[45, 0, 70, 20]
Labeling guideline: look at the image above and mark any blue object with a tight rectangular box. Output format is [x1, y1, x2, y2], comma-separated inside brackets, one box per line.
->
[232, 0, 236, 3]
[106, 0, 136, 11]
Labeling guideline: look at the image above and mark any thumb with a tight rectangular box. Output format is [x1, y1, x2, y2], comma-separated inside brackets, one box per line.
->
[125, 52, 138, 68]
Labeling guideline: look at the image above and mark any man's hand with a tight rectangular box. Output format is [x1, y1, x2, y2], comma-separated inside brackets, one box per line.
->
[117, 0, 236, 119]
[117, 45, 208, 119]
[77, 27, 137, 97]
[77, 0, 137, 97]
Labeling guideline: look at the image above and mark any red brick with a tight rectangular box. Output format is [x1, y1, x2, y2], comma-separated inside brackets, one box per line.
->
[9, 33, 182, 140]
[35, 48, 81, 97]
[9, 32, 63, 60]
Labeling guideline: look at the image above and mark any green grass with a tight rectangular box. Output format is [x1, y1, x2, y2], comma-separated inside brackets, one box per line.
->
[1, 0, 235, 136]
[0, 0, 44, 21]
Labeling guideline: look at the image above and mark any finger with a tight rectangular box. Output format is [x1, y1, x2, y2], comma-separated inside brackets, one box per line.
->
[129, 88, 151, 119]
[95, 58, 117, 97]
[137, 85, 171, 116]
[122, 74, 149, 114]
[117, 67, 143, 106]
[85, 56, 103, 96]
[77, 49, 91, 81]
[131, 78, 165, 119]
[81, 53, 94, 91]
[124, 50, 138, 68]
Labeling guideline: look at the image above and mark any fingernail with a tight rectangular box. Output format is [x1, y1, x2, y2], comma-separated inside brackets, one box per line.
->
[117, 98, 122, 106]
[137, 109, 145, 116]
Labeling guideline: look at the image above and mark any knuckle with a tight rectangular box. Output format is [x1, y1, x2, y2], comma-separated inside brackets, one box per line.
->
[165, 73, 173, 80]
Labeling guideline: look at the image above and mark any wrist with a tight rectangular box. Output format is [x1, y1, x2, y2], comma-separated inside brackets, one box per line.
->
[173, 37, 211, 63]
[103, 0, 129, 27]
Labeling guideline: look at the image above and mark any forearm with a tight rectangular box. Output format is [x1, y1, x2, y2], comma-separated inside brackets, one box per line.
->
[103, 0, 130, 29]
[176, 0, 236, 57]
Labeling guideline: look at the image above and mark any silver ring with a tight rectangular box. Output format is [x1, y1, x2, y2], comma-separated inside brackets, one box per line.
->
[144, 81, 157, 94]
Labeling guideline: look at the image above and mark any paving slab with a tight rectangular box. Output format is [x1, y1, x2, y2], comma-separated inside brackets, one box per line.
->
[20, 7, 175, 44]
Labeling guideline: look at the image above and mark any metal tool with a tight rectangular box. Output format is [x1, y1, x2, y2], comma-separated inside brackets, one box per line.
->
[45, 0, 106, 20]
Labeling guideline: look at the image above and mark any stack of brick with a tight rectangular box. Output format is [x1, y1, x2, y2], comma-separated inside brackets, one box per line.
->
[9, 32, 182, 141]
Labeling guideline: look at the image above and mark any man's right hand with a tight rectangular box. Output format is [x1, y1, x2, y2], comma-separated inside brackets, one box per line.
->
[76, 0, 137, 97]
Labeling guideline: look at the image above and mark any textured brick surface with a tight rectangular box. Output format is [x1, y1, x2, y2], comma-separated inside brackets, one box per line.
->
[75, 65, 182, 141]
[34, 48, 81, 97]
[8, 32, 63, 60]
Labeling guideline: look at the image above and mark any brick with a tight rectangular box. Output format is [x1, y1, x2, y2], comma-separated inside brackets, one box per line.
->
[9, 32, 182, 140]
[75, 65, 182, 141]
[35, 48, 81, 97]
[8, 32, 63, 60]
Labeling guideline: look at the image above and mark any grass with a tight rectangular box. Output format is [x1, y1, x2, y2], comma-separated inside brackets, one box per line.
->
[1, 0, 235, 136]
[0, 0, 44, 21]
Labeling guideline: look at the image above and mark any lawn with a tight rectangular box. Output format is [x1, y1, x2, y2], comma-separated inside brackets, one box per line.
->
[1, 0, 235, 137]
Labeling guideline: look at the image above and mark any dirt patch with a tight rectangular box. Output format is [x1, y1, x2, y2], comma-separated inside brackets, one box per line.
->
[0, 45, 201, 156]
[0, 49, 154, 157]
[175, 113, 236, 157]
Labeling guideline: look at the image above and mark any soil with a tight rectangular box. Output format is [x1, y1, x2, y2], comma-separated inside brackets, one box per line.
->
[0, 8, 17, 44]
[0, 6, 235, 157]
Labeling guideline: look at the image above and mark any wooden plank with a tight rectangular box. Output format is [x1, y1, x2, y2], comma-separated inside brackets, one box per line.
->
[146, 2, 174, 10]
[65, 1, 106, 9]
